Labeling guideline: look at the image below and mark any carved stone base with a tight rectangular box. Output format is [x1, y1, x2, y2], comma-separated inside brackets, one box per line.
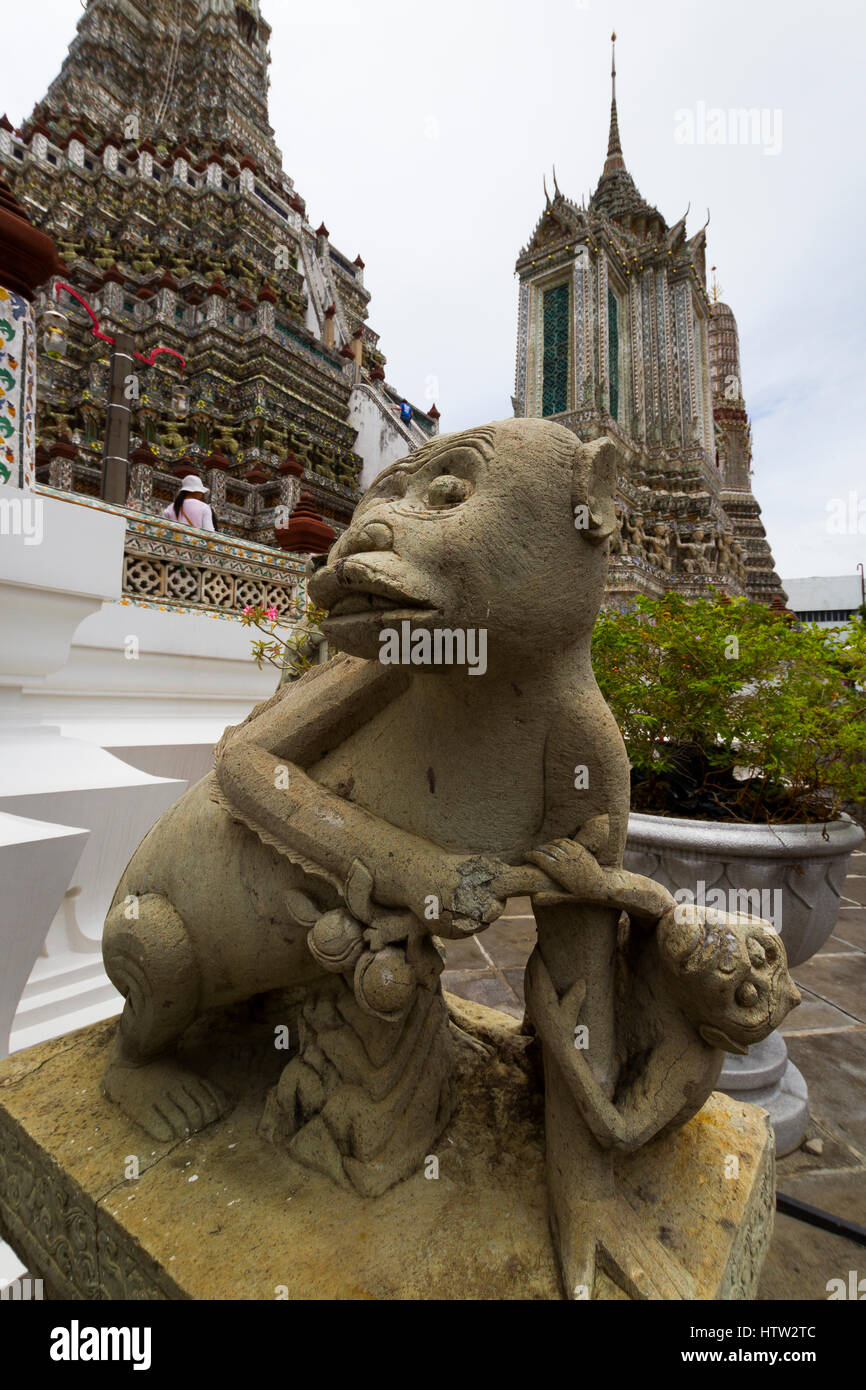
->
[0, 996, 775, 1300]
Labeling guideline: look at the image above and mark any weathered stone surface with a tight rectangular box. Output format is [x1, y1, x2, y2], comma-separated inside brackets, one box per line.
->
[0, 997, 774, 1300]
[94, 418, 798, 1296]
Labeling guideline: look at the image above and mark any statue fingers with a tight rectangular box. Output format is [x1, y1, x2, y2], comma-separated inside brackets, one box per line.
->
[344, 858, 376, 925]
[285, 889, 321, 927]
[526, 841, 608, 898]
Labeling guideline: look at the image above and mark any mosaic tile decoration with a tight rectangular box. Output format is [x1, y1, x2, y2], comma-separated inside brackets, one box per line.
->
[0, 286, 36, 490]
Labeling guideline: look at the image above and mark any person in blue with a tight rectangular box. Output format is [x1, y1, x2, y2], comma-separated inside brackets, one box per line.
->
[400, 400, 413, 425]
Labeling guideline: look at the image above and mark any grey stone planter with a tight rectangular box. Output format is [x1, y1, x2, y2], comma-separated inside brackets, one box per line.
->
[624, 811, 865, 1154]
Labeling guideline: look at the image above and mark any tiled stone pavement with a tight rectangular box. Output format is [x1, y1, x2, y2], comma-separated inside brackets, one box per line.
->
[440, 850, 866, 1301]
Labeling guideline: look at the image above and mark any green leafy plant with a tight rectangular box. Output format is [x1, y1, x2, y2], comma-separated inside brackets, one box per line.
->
[241, 599, 327, 683]
[591, 593, 866, 824]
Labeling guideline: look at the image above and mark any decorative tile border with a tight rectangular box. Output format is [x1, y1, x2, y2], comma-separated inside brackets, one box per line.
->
[0, 285, 36, 490]
[37, 484, 308, 617]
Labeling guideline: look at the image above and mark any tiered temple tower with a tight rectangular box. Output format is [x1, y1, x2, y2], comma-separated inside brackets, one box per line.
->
[514, 35, 783, 604]
[0, 0, 437, 543]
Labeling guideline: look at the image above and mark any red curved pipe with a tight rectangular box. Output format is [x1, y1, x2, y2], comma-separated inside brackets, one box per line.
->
[54, 281, 114, 344]
[135, 346, 187, 371]
[54, 282, 186, 372]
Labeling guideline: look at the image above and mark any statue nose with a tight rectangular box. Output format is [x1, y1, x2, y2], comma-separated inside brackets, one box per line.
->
[337, 520, 394, 558]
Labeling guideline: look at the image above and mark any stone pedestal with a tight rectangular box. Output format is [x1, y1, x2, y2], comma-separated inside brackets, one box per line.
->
[719, 1031, 809, 1157]
[0, 996, 776, 1300]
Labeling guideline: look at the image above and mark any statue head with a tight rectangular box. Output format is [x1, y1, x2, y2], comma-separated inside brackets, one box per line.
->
[308, 419, 622, 673]
[657, 905, 800, 1053]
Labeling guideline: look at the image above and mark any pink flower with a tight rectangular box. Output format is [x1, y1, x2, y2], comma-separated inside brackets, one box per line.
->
[265, 606, 278, 621]
[243, 606, 253, 616]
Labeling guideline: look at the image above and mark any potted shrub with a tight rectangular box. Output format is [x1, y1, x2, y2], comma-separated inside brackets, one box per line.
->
[592, 593, 866, 1152]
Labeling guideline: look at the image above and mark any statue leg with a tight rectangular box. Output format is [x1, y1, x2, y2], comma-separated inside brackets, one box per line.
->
[101, 893, 229, 1141]
[531, 903, 696, 1300]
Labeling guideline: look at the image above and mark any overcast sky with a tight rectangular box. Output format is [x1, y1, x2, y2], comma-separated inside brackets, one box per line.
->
[4, 0, 865, 581]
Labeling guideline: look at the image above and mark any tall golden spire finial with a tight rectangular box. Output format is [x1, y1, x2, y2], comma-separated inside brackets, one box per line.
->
[710, 266, 723, 304]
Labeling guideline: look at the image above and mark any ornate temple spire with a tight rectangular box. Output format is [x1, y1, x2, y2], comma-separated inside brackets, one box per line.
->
[36, 0, 278, 171]
[603, 32, 627, 177]
[590, 31, 666, 232]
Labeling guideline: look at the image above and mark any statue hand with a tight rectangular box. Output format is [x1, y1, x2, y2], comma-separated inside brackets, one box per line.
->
[525, 838, 675, 922]
[424, 852, 526, 938]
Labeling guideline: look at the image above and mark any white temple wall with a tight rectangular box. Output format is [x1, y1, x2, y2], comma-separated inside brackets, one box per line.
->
[350, 383, 424, 490]
[22, 601, 276, 785]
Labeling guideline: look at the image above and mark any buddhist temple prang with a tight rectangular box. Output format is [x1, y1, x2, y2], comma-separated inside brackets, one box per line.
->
[514, 34, 783, 606]
[0, 0, 438, 553]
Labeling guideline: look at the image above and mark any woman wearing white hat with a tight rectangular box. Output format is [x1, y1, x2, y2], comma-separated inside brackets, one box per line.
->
[162, 474, 216, 532]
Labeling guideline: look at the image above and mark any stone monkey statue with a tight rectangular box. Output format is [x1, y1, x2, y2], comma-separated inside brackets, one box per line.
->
[101, 418, 798, 1299]
[622, 510, 647, 557]
[673, 526, 705, 576]
[609, 502, 626, 557]
[732, 538, 748, 582]
[647, 521, 671, 572]
[697, 524, 721, 574]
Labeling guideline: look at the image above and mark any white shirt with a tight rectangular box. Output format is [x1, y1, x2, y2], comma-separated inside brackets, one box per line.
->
[162, 497, 215, 531]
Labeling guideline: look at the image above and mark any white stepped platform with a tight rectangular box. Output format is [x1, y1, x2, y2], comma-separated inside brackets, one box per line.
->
[0, 724, 185, 946]
[0, 811, 89, 1059]
[26, 601, 277, 795]
[9, 953, 121, 1056]
[0, 483, 279, 1071]
[25, 600, 275, 731]
[0, 730, 184, 1052]
[0, 1245, 27, 1292]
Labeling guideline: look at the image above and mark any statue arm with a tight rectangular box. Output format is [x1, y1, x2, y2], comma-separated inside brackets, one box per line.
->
[525, 950, 708, 1151]
[213, 655, 542, 932]
[524, 838, 800, 1150]
[526, 838, 675, 921]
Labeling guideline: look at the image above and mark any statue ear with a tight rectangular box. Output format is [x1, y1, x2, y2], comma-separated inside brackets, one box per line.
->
[572, 436, 621, 545]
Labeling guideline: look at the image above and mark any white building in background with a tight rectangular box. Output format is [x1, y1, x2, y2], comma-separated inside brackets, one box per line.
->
[782, 575, 864, 630]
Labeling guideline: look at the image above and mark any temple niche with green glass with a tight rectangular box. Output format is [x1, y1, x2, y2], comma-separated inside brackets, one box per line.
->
[607, 287, 619, 422]
[542, 282, 569, 416]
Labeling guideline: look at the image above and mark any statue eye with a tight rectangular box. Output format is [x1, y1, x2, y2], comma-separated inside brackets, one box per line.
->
[373, 470, 408, 500]
[425, 473, 473, 509]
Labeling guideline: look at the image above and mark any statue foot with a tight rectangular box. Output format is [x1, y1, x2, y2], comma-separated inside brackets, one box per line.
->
[553, 1192, 697, 1300]
[103, 1042, 229, 1142]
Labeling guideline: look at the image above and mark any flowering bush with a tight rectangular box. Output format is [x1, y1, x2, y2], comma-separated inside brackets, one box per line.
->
[240, 599, 327, 681]
[591, 593, 866, 824]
